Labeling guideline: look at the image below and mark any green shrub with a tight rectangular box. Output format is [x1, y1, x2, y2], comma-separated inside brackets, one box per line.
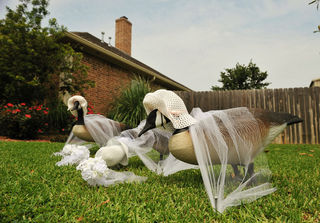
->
[108, 77, 151, 127]
[49, 134, 69, 142]
[0, 102, 49, 139]
[47, 98, 96, 135]
[47, 99, 75, 134]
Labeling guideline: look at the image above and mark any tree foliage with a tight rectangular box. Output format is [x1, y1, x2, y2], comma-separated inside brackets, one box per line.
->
[0, 0, 94, 104]
[309, 0, 320, 33]
[211, 60, 270, 91]
[309, 0, 320, 9]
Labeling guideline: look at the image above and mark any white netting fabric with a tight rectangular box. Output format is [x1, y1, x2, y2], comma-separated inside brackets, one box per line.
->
[143, 89, 197, 129]
[189, 107, 276, 213]
[54, 144, 90, 166]
[140, 90, 277, 213]
[55, 114, 197, 187]
[84, 114, 122, 147]
[54, 114, 122, 166]
[76, 157, 147, 187]
[67, 95, 88, 117]
[106, 120, 198, 175]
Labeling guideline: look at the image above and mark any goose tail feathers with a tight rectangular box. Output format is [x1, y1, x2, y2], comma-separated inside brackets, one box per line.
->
[287, 115, 303, 126]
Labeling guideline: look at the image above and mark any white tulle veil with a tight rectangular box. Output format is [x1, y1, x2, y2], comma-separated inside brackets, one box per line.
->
[141, 89, 276, 213]
[108, 120, 198, 176]
[189, 107, 276, 213]
[54, 114, 122, 166]
[55, 114, 197, 186]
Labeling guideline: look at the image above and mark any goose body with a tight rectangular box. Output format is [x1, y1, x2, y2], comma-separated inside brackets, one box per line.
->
[72, 125, 94, 142]
[168, 108, 302, 165]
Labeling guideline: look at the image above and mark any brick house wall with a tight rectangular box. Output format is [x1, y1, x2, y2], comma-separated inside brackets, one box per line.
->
[64, 17, 191, 115]
[81, 53, 163, 114]
[81, 53, 131, 114]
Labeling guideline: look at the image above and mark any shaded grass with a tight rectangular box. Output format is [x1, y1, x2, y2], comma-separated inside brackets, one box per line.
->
[0, 142, 319, 222]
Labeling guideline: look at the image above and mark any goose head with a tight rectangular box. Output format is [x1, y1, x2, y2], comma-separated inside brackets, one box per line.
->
[138, 89, 197, 136]
[67, 95, 88, 117]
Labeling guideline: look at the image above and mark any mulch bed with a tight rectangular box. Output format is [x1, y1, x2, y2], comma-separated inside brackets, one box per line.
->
[0, 135, 52, 142]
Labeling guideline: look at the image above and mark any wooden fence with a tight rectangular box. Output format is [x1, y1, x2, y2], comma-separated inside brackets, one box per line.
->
[176, 87, 320, 144]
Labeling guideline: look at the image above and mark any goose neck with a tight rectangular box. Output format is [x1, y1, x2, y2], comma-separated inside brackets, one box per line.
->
[173, 127, 189, 135]
[76, 108, 85, 125]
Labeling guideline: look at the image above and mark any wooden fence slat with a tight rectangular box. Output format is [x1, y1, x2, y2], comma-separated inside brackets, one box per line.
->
[313, 87, 320, 143]
[177, 87, 318, 144]
[305, 88, 312, 144]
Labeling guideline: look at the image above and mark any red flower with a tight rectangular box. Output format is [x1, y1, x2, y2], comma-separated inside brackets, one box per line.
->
[20, 103, 26, 106]
[7, 103, 14, 107]
[25, 114, 31, 118]
[16, 109, 21, 112]
[61, 128, 65, 132]
[43, 110, 48, 115]
[38, 129, 43, 133]
[4, 105, 7, 108]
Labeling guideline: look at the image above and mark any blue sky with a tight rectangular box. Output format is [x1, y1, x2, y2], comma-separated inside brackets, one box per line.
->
[1, 0, 319, 91]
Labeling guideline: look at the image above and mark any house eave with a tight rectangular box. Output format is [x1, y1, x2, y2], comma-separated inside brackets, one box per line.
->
[64, 32, 192, 92]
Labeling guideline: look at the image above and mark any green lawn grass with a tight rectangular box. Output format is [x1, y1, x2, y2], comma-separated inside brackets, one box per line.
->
[0, 141, 319, 222]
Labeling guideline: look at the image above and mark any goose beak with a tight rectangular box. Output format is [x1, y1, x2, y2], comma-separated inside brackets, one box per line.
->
[71, 101, 80, 111]
[138, 121, 155, 137]
[138, 109, 158, 137]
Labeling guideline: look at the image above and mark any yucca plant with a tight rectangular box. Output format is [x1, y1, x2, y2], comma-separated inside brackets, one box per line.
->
[108, 76, 151, 127]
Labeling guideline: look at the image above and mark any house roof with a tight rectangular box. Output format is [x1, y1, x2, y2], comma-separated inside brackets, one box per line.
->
[64, 32, 192, 91]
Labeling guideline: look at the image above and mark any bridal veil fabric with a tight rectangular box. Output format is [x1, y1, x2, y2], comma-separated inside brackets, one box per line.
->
[54, 114, 197, 186]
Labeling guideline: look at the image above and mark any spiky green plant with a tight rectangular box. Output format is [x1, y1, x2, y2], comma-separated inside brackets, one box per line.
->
[108, 77, 151, 127]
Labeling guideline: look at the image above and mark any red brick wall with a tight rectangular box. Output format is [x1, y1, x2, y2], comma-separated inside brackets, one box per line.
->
[81, 53, 132, 114]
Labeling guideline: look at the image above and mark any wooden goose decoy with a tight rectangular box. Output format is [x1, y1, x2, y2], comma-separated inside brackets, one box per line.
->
[138, 89, 303, 177]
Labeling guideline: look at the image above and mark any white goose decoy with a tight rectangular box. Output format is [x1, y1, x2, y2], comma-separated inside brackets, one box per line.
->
[138, 89, 303, 212]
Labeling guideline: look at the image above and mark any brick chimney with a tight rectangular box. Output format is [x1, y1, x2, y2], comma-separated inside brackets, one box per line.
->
[115, 16, 132, 55]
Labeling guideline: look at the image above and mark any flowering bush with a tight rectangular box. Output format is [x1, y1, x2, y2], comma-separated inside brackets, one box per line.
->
[0, 102, 49, 139]
[87, 103, 95, 115]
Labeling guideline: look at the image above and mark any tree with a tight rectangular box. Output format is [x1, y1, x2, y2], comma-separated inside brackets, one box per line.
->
[211, 60, 270, 90]
[309, 0, 319, 9]
[0, 0, 94, 104]
[309, 0, 320, 33]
